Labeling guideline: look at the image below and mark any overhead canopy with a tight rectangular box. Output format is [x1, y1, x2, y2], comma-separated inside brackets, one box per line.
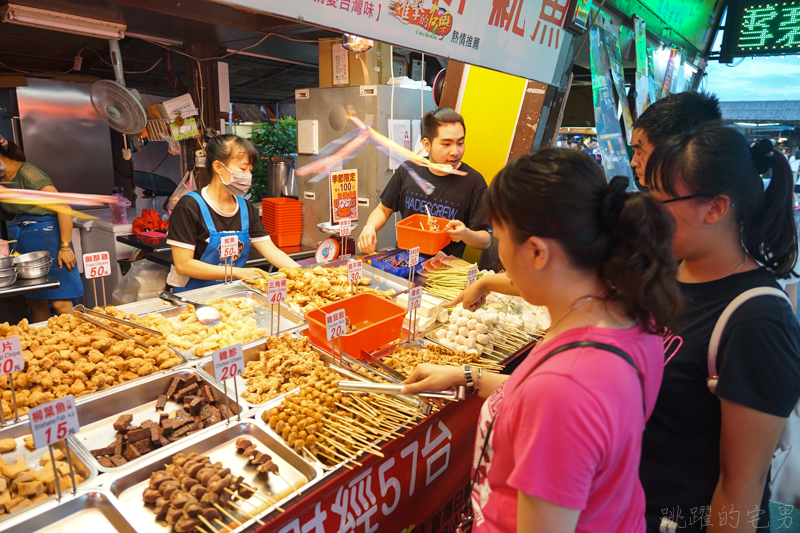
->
[720, 101, 800, 123]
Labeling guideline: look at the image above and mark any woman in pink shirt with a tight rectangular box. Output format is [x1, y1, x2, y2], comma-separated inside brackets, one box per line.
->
[402, 149, 682, 533]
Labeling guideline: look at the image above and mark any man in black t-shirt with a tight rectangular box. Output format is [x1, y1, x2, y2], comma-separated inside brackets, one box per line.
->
[356, 108, 491, 258]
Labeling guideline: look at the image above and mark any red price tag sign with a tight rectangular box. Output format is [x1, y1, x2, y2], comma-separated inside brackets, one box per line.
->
[339, 218, 352, 237]
[408, 247, 420, 267]
[466, 267, 478, 287]
[348, 260, 362, 284]
[82, 252, 111, 279]
[29, 396, 79, 449]
[220, 235, 239, 259]
[326, 309, 347, 341]
[408, 286, 422, 312]
[212, 343, 244, 382]
[267, 278, 287, 304]
[0, 337, 24, 376]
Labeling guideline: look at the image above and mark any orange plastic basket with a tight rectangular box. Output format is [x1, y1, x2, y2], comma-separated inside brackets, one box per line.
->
[306, 293, 406, 356]
[269, 232, 302, 247]
[395, 213, 452, 255]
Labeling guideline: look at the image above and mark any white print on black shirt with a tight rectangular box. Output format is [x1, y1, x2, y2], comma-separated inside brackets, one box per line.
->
[662, 327, 684, 366]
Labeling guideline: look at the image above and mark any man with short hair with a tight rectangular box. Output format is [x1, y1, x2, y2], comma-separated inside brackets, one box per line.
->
[630, 91, 722, 187]
[357, 107, 491, 258]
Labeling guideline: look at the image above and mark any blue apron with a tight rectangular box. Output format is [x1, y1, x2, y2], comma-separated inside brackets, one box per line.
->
[8, 214, 84, 300]
[174, 192, 250, 293]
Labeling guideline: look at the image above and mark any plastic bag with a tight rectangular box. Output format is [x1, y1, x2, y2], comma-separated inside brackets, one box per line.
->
[166, 171, 194, 215]
[111, 260, 169, 305]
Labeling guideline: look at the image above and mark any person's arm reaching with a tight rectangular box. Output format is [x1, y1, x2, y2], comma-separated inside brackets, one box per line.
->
[443, 220, 491, 250]
[357, 203, 393, 254]
[449, 272, 520, 310]
[252, 239, 300, 269]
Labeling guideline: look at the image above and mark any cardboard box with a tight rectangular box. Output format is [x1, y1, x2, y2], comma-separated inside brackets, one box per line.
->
[318, 39, 394, 87]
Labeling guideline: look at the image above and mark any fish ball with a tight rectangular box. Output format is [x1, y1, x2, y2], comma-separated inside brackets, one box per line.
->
[455, 345, 467, 354]
[476, 323, 489, 334]
[456, 317, 469, 327]
[465, 338, 477, 350]
[446, 332, 456, 342]
[454, 334, 466, 344]
[467, 330, 479, 340]
[435, 329, 447, 339]
[467, 319, 479, 330]
[458, 327, 470, 337]
[466, 349, 479, 356]
[480, 314, 494, 326]
[476, 333, 489, 345]
[448, 324, 459, 333]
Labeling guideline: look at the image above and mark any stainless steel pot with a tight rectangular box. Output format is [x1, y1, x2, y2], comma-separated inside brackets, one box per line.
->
[17, 259, 52, 279]
[0, 256, 14, 269]
[13, 251, 50, 265]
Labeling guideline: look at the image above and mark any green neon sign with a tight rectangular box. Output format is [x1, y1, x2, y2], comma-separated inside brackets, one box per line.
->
[721, 0, 800, 61]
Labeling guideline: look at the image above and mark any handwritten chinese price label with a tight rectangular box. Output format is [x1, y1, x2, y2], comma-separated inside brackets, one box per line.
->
[408, 286, 422, 312]
[212, 343, 244, 382]
[408, 246, 420, 267]
[82, 252, 111, 279]
[466, 267, 478, 287]
[326, 309, 347, 341]
[330, 169, 358, 223]
[339, 218, 352, 237]
[267, 278, 287, 305]
[0, 337, 23, 377]
[348, 260, 362, 284]
[220, 235, 239, 259]
[29, 396, 79, 449]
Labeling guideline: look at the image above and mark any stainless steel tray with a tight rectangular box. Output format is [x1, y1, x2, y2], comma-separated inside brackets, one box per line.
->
[0, 490, 138, 532]
[313, 259, 412, 296]
[0, 423, 97, 526]
[424, 323, 534, 364]
[72, 369, 246, 474]
[104, 418, 322, 532]
[136, 290, 306, 362]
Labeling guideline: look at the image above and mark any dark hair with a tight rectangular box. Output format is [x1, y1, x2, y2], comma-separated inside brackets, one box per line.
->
[645, 125, 797, 278]
[421, 108, 465, 142]
[203, 130, 258, 172]
[0, 138, 26, 163]
[634, 91, 721, 147]
[485, 149, 683, 333]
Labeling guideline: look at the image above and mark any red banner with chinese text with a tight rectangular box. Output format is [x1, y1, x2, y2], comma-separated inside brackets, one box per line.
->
[258, 396, 483, 533]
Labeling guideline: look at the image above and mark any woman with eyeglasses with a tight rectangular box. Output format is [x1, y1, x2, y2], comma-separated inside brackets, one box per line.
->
[637, 126, 800, 531]
[166, 131, 298, 292]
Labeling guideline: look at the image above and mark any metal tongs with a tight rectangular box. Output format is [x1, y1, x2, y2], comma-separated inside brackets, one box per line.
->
[72, 304, 161, 348]
[337, 380, 466, 401]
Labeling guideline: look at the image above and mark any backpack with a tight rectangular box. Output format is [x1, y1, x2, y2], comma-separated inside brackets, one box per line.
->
[707, 287, 800, 506]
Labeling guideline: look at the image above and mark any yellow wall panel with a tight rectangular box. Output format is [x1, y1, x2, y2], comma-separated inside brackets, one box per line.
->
[459, 67, 527, 185]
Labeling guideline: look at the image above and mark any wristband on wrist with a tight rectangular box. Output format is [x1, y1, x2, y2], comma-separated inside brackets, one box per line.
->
[463, 364, 476, 394]
[475, 367, 482, 395]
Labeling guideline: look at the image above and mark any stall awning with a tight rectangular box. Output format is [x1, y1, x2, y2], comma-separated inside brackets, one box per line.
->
[720, 101, 800, 123]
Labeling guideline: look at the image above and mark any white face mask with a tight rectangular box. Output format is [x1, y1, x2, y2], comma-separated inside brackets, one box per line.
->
[218, 162, 252, 196]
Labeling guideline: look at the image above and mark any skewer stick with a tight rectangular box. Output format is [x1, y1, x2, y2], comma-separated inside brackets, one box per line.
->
[318, 449, 353, 469]
[222, 491, 267, 524]
[330, 413, 392, 438]
[198, 514, 220, 532]
[276, 472, 303, 495]
[214, 519, 229, 530]
[196, 526, 211, 533]
[335, 403, 405, 435]
[214, 503, 244, 527]
[325, 424, 384, 456]
[92, 279, 98, 308]
[318, 434, 364, 466]
[247, 489, 286, 513]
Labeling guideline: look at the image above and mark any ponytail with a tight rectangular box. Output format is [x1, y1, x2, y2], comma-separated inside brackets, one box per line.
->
[602, 178, 683, 332]
[0, 137, 25, 163]
[485, 150, 682, 333]
[645, 125, 797, 278]
[203, 130, 258, 173]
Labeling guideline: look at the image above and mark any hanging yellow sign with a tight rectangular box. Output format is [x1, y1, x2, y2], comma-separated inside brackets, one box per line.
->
[330, 169, 358, 223]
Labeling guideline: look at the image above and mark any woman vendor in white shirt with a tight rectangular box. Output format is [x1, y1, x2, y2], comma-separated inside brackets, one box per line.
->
[166, 131, 298, 292]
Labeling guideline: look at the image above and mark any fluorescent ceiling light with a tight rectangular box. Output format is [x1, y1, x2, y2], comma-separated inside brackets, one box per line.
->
[1, 4, 125, 40]
[127, 32, 182, 47]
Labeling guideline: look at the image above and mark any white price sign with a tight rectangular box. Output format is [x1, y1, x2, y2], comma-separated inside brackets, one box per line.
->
[220, 235, 239, 259]
[267, 278, 287, 304]
[82, 252, 111, 279]
[212, 343, 244, 382]
[466, 267, 478, 287]
[326, 309, 347, 341]
[339, 218, 352, 237]
[408, 286, 422, 311]
[29, 396, 79, 449]
[408, 247, 420, 267]
[348, 260, 362, 284]
[0, 337, 23, 376]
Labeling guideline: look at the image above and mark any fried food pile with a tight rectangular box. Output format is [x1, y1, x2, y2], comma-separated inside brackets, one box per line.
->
[0, 443, 87, 517]
[246, 266, 395, 313]
[241, 335, 324, 405]
[133, 297, 267, 357]
[0, 308, 181, 412]
[381, 345, 482, 377]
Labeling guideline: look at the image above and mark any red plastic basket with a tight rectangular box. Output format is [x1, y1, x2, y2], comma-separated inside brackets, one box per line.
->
[269, 232, 302, 247]
[395, 214, 452, 255]
[306, 293, 406, 356]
